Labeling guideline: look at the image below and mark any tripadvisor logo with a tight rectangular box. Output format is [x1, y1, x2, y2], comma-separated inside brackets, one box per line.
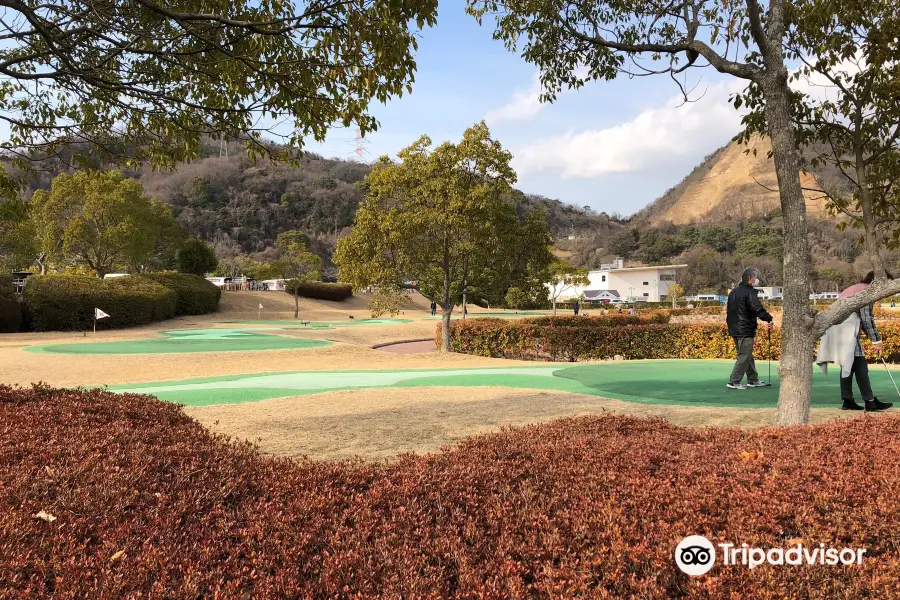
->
[675, 535, 716, 576]
[675, 535, 867, 575]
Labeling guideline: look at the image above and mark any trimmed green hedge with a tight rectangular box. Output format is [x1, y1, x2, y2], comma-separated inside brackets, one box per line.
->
[24, 275, 176, 331]
[137, 272, 220, 316]
[442, 317, 900, 363]
[284, 280, 353, 302]
[0, 297, 21, 332]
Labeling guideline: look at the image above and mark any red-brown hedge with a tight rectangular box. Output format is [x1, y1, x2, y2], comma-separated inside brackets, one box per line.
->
[441, 319, 900, 362]
[1, 385, 898, 598]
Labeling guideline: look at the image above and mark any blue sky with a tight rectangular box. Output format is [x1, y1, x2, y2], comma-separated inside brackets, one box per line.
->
[300, 4, 748, 217]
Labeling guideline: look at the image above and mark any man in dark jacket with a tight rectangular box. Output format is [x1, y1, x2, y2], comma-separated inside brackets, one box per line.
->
[726, 268, 774, 389]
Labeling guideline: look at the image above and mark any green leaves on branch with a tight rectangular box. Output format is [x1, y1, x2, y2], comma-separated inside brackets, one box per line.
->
[0, 0, 439, 194]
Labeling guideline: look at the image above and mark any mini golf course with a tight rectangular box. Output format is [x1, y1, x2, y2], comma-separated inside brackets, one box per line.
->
[107, 359, 899, 408]
[27, 328, 332, 355]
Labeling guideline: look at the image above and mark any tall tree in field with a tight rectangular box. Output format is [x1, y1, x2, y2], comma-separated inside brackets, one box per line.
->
[547, 261, 590, 315]
[177, 238, 219, 276]
[0, 0, 438, 193]
[276, 231, 323, 319]
[466, 0, 899, 425]
[335, 122, 549, 351]
[0, 198, 35, 269]
[30, 171, 178, 277]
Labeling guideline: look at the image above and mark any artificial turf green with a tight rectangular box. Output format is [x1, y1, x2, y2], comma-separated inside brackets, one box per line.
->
[102, 360, 898, 408]
[227, 318, 412, 328]
[27, 328, 332, 355]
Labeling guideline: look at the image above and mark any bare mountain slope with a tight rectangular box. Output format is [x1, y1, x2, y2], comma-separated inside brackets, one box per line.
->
[641, 136, 829, 225]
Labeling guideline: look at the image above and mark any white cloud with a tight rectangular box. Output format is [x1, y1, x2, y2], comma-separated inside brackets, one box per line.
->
[511, 80, 747, 179]
[484, 72, 545, 124]
[485, 69, 589, 125]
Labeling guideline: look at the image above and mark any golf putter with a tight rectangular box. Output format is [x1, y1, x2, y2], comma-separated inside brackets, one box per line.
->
[764, 326, 773, 386]
[880, 354, 900, 398]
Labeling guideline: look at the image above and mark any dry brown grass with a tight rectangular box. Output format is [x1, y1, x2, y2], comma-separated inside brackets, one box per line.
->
[187, 386, 854, 461]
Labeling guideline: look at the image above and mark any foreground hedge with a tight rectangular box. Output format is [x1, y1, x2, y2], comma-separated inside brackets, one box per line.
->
[1, 385, 898, 598]
[136, 272, 221, 316]
[284, 280, 353, 301]
[23, 275, 176, 331]
[442, 318, 900, 362]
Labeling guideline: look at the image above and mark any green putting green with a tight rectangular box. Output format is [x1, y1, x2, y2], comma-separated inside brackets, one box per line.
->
[228, 318, 412, 329]
[104, 359, 897, 408]
[27, 328, 332, 355]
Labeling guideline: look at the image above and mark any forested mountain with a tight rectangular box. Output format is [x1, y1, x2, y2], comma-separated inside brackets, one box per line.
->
[9, 135, 891, 293]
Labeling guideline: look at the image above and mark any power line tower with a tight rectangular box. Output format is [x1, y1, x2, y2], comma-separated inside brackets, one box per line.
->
[354, 128, 368, 160]
[219, 138, 229, 158]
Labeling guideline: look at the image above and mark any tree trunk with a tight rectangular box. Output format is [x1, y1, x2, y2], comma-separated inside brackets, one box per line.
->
[854, 144, 885, 277]
[762, 74, 814, 426]
[441, 308, 452, 352]
[294, 287, 299, 319]
[440, 269, 452, 352]
[553, 297, 557, 316]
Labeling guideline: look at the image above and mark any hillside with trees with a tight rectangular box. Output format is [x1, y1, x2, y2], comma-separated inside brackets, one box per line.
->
[3, 136, 891, 295]
[4, 137, 608, 279]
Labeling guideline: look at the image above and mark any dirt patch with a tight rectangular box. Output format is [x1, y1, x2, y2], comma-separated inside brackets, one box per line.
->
[186, 386, 854, 461]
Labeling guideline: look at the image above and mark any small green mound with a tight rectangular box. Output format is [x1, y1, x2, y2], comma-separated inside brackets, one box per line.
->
[26, 328, 332, 355]
[229, 318, 411, 328]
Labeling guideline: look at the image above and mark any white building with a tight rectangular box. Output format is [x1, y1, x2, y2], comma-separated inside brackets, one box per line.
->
[550, 258, 688, 303]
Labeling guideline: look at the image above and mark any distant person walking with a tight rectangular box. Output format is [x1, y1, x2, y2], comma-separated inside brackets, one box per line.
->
[573, 300, 580, 316]
[430, 301, 437, 316]
[726, 268, 773, 389]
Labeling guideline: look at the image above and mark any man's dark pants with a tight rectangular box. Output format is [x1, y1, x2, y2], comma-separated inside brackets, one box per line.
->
[729, 336, 759, 385]
[840, 356, 874, 402]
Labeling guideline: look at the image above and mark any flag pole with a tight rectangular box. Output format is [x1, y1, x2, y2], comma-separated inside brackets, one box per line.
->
[93, 313, 97, 343]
